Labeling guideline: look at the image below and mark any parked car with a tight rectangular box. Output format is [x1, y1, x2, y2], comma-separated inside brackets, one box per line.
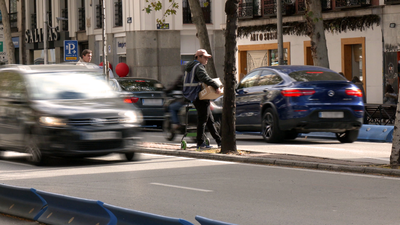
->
[212, 65, 364, 143]
[109, 77, 166, 129]
[0, 64, 143, 165]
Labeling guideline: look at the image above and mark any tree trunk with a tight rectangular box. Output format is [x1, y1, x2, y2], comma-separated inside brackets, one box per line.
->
[390, 96, 400, 167]
[304, 0, 329, 68]
[187, 0, 218, 78]
[0, 0, 15, 64]
[220, 0, 238, 154]
[19, 0, 27, 64]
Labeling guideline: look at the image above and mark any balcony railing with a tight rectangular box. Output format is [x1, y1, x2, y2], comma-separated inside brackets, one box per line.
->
[182, 1, 211, 24]
[114, 1, 122, 27]
[238, 2, 253, 19]
[96, 4, 103, 28]
[298, 0, 332, 12]
[31, 13, 37, 29]
[335, 0, 370, 8]
[78, 7, 85, 31]
[384, 0, 400, 4]
[263, 0, 295, 17]
[61, 8, 68, 31]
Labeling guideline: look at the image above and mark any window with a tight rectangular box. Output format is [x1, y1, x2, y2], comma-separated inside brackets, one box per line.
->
[96, 0, 103, 29]
[238, 70, 260, 89]
[47, 0, 52, 27]
[182, 0, 211, 24]
[288, 71, 347, 82]
[0, 72, 27, 101]
[78, 0, 86, 31]
[9, 0, 17, 31]
[31, 0, 37, 29]
[114, 0, 122, 27]
[61, 0, 68, 31]
[257, 70, 283, 86]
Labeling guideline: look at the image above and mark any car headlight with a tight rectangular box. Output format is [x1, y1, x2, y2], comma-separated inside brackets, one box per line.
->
[120, 110, 143, 124]
[39, 116, 67, 127]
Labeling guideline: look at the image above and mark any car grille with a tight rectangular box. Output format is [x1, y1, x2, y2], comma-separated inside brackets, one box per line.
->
[68, 117, 120, 126]
[76, 140, 124, 150]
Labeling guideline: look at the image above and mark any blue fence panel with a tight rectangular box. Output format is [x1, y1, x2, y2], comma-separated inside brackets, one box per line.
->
[0, 183, 47, 220]
[357, 125, 394, 142]
[195, 215, 237, 225]
[36, 190, 116, 225]
[104, 203, 194, 225]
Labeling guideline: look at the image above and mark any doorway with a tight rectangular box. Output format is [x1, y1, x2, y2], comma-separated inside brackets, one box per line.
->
[341, 38, 366, 90]
[303, 41, 314, 65]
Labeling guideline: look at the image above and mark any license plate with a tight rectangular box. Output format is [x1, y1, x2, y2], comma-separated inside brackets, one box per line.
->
[319, 111, 344, 118]
[142, 99, 163, 106]
[82, 131, 121, 140]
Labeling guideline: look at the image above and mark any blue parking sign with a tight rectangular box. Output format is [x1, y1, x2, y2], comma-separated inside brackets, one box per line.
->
[64, 40, 78, 62]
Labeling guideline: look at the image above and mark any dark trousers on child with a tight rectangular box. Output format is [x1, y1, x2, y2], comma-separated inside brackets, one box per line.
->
[193, 98, 221, 146]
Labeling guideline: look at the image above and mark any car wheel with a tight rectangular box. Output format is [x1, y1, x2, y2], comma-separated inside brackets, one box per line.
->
[261, 108, 284, 143]
[336, 130, 359, 143]
[124, 152, 135, 161]
[25, 134, 47, 166]
[163, 117, 176, 141]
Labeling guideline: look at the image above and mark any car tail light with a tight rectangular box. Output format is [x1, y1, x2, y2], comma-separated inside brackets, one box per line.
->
[124, 97, 139, 103]
[345, 88, 363, 97]
[281, 89, 315, 97]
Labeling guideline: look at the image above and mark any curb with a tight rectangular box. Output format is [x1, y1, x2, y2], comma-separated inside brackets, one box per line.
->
[135, 147, 400, 177]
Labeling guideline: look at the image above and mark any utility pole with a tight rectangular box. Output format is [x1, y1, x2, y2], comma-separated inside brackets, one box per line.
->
[277, 0, 283, 65]
[43, 0, 48, 64]
[102, 0, 108, 81]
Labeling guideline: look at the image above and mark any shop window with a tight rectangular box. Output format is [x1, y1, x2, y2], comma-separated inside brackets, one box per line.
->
[269, 49, 288, 66]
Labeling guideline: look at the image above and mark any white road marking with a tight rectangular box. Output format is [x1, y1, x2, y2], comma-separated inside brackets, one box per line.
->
[151, 183, 213, 192]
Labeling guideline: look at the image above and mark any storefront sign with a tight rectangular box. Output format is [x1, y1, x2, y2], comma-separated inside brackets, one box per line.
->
[12, 37, 19, 48]
[64, 40, 78, 62]
[250, 32, 277, 41]
[116, 38, 126, 55]
[25, 27, 60, 44]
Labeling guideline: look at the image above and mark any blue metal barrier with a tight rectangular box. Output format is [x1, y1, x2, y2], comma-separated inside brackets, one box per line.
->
[299, 125, 395, 142]
[0, 183, 47, 220]
[195, 215, 237, 225]
[104, 203, 194, 225]
[357, 125, 394, 142]
[36, 190, 117, 225]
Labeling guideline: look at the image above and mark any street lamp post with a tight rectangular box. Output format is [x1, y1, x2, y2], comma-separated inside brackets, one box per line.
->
[102, 0, 109, 81]
[43, 0, 48, 64]
[277, 0, 284, 65]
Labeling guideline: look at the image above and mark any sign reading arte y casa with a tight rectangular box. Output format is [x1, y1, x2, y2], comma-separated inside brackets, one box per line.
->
[250, 32, 278, 41]
[25, 27, 60, 43]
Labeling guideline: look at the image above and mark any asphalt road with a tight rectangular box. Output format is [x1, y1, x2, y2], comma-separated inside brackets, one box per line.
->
[1, 152, 400, 225]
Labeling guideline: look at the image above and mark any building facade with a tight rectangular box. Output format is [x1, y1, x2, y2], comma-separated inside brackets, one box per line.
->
[21, 0, 226, 86]
[2, 0, 399, 104]
[236, 0, 400, 104]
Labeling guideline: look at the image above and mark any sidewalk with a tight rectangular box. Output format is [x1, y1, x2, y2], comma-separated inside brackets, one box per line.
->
[137, 142, 400, 177]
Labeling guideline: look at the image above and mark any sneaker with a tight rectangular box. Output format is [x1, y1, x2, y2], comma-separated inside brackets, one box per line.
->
[197, 143, 213, 150]
[217, 143, 221, 148]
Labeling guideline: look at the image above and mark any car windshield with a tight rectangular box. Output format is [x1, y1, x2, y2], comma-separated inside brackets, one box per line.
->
[26, 72, 117, 100]
[288, 70, 347, 82]
[117, 79, 164, 91]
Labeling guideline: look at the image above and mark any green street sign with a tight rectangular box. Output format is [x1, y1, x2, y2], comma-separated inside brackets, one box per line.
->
[0, 42, 3, 52]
